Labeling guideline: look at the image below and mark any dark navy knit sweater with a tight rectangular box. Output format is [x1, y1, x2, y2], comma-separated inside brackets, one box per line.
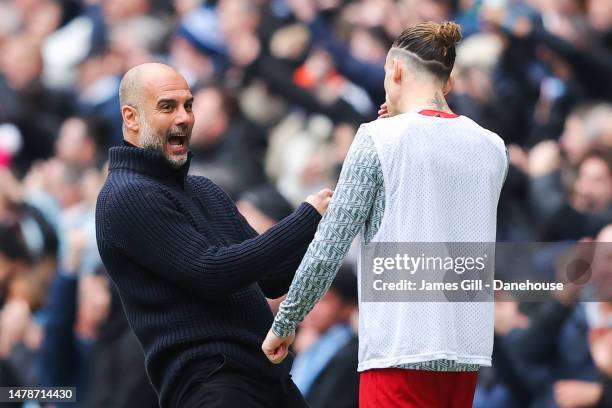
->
[95, 145, 321, 407]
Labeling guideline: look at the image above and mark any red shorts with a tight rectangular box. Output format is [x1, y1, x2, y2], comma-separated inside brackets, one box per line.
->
[359, 368, 478, 408]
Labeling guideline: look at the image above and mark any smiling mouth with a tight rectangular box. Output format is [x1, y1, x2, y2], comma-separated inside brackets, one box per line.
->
[168, 135, 187, 147]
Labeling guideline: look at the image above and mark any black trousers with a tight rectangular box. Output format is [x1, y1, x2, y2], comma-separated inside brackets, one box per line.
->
[172, 355, 309, 408]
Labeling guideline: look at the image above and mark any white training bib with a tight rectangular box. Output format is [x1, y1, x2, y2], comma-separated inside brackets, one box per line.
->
[357, 112, 508, 371]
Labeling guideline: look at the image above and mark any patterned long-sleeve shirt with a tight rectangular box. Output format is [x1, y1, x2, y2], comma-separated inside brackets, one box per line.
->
[272, 125, 479, 372]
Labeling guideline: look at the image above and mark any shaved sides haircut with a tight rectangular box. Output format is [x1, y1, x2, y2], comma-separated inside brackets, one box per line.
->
[391, 21, 462, 81]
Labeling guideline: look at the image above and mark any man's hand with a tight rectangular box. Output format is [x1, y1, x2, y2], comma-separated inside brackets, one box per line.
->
[262, 329, 295, 364]
[306, 188, 333, 215]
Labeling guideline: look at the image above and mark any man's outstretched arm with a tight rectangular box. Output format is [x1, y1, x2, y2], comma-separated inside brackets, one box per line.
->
[231, 188, 334, 299]
[263, 125, 383, 363]
[98, 183, 331, 300]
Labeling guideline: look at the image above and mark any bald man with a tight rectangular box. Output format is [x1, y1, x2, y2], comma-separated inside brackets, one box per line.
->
[95, 63, 331, 408]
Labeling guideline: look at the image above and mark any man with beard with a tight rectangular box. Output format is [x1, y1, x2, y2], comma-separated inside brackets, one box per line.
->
[95, 63, 331, 408]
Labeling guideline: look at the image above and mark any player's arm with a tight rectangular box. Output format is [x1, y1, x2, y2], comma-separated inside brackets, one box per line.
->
[269, 125, 382, 339]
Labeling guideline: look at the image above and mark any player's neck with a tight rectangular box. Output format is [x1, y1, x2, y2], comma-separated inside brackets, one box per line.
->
[394, 88, 453, 115]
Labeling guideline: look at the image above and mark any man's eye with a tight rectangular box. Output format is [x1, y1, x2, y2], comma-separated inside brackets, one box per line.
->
[160, 104, 173, 111]
[185, 103, 193, 111]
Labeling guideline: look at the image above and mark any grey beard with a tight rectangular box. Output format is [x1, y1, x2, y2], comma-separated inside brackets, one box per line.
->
[139, 117, 188, 170]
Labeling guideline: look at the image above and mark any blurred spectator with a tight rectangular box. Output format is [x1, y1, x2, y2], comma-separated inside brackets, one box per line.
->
[544, 148, 612, 240]
[55, 115, 110, 169]
[559, 104, 612, 167]
[474, 292, 536, 408]
[101, 0, 151, 25]
[0, 34, 73, 175]
[573, 148, 612, 214]
[515, 228, 612, 408]
[0, 222, 50, 390]
[38, 228, 157, 407]
[189, 84, 267, 199]
[0, 225, 31, 308]
[74, 48, 123, 145]
[0, 168, 58, 260]
[237, 184, 294, 234]
[171, 7, 226, 85]
[107, 15, 168, 72]
[550, 224, 612, 408]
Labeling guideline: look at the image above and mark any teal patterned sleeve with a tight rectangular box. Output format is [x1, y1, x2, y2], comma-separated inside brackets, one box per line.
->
[272, 125, 382, 337]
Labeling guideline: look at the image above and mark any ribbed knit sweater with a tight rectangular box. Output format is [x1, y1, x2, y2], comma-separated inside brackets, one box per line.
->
[95, 145, 321, 407]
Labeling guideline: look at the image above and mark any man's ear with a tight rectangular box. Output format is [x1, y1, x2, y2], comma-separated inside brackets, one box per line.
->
[443, 76, 455, 95]
[393, 58, 402, 83]
[121, 105, 140, 132]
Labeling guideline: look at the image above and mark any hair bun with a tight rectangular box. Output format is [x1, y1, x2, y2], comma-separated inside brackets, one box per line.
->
[435, 21, 462, 48]
[391, 21, 462, 79]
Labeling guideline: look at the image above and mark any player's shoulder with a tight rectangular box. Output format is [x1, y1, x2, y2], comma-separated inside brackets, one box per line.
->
[460, 115, 506, 155]
[459, 114, 502, 140]
[361, 112, 421, 140]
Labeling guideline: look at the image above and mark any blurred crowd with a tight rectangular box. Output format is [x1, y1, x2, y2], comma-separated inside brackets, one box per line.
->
[0, 0, 611, 407]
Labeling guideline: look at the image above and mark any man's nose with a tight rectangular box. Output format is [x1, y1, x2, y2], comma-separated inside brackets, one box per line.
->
[175, 106, 194, 127]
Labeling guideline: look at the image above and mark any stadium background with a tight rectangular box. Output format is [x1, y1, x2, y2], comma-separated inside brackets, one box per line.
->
[0, 0, 611, 407]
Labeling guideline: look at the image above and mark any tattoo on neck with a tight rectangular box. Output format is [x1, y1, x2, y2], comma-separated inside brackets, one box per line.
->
[428, 92, 449, 111]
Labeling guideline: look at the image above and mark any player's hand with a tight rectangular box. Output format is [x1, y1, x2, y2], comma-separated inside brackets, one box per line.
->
[306, 188, 333, 215]
[378, 102, 389, 118]
[262, 329, 295, 364]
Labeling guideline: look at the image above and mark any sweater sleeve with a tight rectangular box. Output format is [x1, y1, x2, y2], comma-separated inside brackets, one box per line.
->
[101, 181, 321, 298]
[272, 125, 383, 336]
[257, 245, 312, 299]
[219, 186, 319, 299]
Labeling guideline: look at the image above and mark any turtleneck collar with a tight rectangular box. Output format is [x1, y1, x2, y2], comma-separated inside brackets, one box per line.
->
[109, 141, 192, 188]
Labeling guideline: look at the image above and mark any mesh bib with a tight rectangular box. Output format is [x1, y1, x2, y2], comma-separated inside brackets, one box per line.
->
[357, 112, 507, 371]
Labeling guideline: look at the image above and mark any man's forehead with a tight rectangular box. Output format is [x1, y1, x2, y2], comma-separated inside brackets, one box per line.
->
[141, 71, 192, 102]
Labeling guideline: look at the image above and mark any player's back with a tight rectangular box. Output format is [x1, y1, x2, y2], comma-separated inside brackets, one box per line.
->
[364, 111, 507, 243]
[356, 111, 508, 372]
